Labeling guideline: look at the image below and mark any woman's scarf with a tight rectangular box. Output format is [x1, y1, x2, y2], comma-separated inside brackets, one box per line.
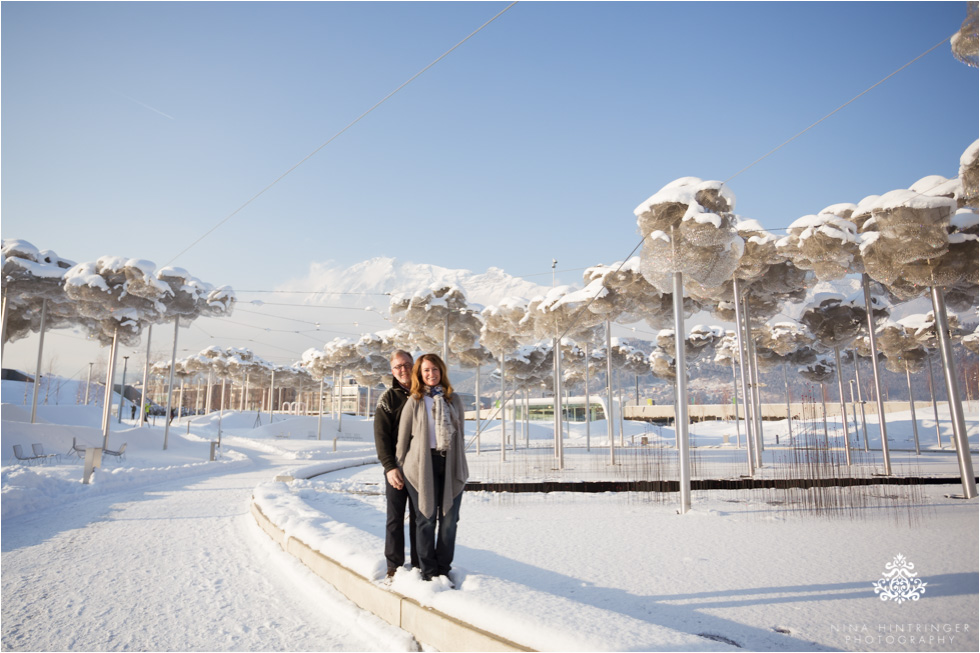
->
[425, 385, 454, 452]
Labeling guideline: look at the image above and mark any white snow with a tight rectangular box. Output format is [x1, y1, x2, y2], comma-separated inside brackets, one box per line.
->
[3, 377, 978, 652]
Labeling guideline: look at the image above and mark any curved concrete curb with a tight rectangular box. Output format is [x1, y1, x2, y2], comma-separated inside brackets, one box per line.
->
[250, 499, 533, 652]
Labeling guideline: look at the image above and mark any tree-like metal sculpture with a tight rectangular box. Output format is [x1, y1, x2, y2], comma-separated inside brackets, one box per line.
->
[635, 177, 744, 513]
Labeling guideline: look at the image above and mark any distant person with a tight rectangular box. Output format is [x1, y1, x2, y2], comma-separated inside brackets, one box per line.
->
[373, 350, 418, 581]
[130, 403, 137, 420]
[169, 407, 176, 423]
[396, 353, 468, 586]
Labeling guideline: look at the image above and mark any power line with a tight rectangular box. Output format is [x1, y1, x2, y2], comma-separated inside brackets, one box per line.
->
[164, 2, 519, 267]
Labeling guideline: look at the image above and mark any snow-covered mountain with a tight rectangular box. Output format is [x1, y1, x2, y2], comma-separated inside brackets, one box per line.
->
[279, 257, 553, 310]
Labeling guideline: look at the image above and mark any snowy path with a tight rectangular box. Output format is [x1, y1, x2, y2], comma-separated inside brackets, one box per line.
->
[1, 447, 410, 652]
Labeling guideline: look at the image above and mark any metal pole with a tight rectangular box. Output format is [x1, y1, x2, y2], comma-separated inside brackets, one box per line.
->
[162, 317, 179, 450]
[500, 354, 506, 462]
[732, 360, 741, 447]
[782, 361, 791, 444]
[475, 366, 481, 454]
[731, 278, 754, 475]
[853, 357, 870, 451]
[85, 362, 93, 405]
[30, 298, 48, 424]
[672, 271, 691, 514]
[606, 320, 615, 465]
[205, 369, 213, 415]
[317, 376, 324, 440]
[747, 323, 764, 465]
[929, 286, 977, 498]
[862, 274, 892, 475]
[0, 293, 8, 360]
[905, 367, 920, 455]
[101, 327, 119, 449]
[140, 324, 152, 426]
[926, 355, 943, 448]
[833, 346, 852, 465]
[554, 337, 564, 468]
[849, 380, 859, 439]
[585, 341, 591, 451]
[116, 356, 129, 424]
[270, 369, 277, 425]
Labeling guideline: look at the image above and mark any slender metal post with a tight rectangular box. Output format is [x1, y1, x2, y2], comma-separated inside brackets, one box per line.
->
[782, 362, 791, 444]
[833, 346, 852, 465]
[732, 360, 741, 447]
[554, 337, 564, 468]
[0, 293, 8, 360]
[500, 354, 506, 462]
[731, 278, 754, 475]
[606, 320, 615, 465]
[270, 368, 277, 426]
[475, 366, 481, 454]
[317, 376, 324, 440]
[672, 272, 691, 514]
[926, 355, 943, 448]
[162, 317, 179, 450]
[585, 340, 591, 451]
[848, 380, 859, 437]
[178, 379, 185, 420]
[862, 274, 892, 475]
[930, 286, 977, 498]
[748, 329, 764, 464]
[139, 324, 152, 426]
[205, 369, 213, 414]
[905, 368, 920, 455]
[102, 327, 119, 448]
[85, 362, 93, 405]
[30, 299, 48, 424]
[116, 356, 129, 423]
[852, 357, 870, 451]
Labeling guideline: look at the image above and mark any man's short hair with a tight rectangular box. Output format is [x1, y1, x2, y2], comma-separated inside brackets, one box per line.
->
[390, 349, 413, 364]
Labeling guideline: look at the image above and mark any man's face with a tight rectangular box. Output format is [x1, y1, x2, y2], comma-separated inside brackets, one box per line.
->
[391, 354, 413, 388]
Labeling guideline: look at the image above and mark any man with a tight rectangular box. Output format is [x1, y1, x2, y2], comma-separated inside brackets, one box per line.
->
[374, 349, 418, 580]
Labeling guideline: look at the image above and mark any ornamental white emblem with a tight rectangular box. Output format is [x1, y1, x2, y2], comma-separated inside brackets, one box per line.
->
[872, 554, 927, 603]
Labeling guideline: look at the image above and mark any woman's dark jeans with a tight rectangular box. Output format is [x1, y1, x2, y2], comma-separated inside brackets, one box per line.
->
[405, 452, 461, 581]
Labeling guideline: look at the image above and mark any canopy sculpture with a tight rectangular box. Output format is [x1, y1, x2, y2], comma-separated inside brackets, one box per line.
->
[390, 283, 483, 364]
[800, 292, 885, 466]
[798, 354, 838, 444]
[1, 239, 77, 424]
[950, 1, 978, 68]
[582, 258, 690, 464]
[525, 284, 606, 468]
[635, 177, 744, 512]
[855, 164, 977, 498]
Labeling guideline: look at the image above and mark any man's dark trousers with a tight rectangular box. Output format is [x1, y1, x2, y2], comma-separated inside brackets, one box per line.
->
[385, 475, 419, 571]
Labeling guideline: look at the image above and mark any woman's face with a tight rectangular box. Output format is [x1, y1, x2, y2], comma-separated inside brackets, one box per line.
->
[421, 359, 442, 387]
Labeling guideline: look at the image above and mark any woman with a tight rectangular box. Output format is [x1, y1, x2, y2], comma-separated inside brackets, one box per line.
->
[396, 353, 469, 584]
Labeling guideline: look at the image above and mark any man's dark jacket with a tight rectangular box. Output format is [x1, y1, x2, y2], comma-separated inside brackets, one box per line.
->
[374, 376, 411, 473]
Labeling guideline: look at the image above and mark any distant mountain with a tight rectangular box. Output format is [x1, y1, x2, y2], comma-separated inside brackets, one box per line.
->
[280, 257, 552, 311]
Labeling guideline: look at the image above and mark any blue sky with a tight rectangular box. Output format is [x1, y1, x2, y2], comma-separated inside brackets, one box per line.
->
[2, 1, 978, 373]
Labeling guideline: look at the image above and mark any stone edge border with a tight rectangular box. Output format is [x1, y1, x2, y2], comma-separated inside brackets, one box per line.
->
[250, 498, 534, 652]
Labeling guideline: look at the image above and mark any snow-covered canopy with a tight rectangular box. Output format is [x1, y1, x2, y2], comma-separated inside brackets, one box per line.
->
[635, 177, 744, 293]
[1, 239, 76, 344]
[389, 284, 483, 361]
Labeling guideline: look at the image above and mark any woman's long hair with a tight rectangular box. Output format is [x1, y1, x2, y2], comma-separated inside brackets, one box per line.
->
[410, 353, 454, 400]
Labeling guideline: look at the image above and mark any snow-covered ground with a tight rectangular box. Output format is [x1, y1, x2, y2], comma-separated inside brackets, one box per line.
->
[2, 379, 978, 652]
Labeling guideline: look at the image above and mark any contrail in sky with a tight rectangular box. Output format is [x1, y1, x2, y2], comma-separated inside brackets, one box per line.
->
[117, 92, 175, 120]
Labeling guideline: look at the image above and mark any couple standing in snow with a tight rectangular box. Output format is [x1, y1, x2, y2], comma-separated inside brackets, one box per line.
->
[373, 350, 468, 586]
